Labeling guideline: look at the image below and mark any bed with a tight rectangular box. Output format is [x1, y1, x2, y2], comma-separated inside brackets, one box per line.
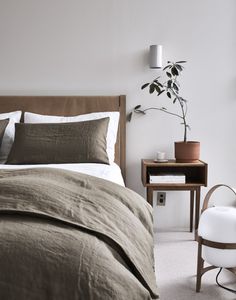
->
[0, 95, 158, 300]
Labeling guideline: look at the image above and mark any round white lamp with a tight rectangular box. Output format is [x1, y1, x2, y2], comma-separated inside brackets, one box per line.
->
[196, 184, 236, 292]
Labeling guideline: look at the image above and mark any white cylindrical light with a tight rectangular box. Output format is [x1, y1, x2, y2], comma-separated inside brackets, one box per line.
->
[199, 206, 236, 268]
[149, 45, 162, 69]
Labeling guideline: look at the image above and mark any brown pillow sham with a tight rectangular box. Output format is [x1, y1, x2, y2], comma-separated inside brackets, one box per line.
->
[7, 118, 109, 165]
[0, 119, 9, 148]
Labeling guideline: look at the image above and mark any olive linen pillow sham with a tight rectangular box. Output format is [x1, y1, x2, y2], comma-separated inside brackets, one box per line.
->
[0, 119, 9, 148]
[7, 118, 109, 165]
[24, 111, 119, 164]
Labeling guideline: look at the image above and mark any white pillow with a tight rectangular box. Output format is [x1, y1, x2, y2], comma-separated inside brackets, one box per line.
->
[24, 111, 120, 164]
[0, 111, 22, 162]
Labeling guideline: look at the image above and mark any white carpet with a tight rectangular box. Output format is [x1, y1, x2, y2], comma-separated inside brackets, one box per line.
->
[154, 229, 236, 300]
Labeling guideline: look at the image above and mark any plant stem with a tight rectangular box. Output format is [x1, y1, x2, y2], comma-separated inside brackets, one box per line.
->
[171, 86, 188, 142]
[177, 98, 187, 142]
[136, 105, 188, 141]
[140, 107, 183, 119]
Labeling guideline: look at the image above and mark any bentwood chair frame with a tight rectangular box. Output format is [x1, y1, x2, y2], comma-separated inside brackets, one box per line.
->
[196, 184, 236, 292]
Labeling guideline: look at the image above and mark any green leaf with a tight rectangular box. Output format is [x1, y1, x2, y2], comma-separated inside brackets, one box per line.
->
[155, 85, 161, 94]
[149, 84, 155, 94]
[173, 98, 177, 103]
[173, 82, 179, 91]
[167, 91, 172, 98]
[166, 72, 172, 78]
[153, 79, 162, 86]
[155, 81, 163, 87]
[175, 64, 183, 72]
[176, 61, 187, 64]
[171, 67, 179, 76]
[136, 110, 146, 115]
[161, 107, 167, 110]
[158, 90, 165, 96]
[163, 65, 171, 70]
[167, 80, 172, 88]
[127, 112, 133, 122]
[134, 105, 141, 110]
[141, 83, 149, 89]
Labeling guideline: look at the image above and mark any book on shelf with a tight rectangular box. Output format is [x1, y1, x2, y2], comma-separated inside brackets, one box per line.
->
[149, 173, 186, 184]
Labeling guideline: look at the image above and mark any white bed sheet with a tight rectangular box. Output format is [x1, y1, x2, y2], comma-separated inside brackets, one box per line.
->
[0, 162, 125, 186]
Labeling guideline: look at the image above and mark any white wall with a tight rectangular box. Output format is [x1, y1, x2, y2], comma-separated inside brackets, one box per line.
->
[0, 0, 235, 229]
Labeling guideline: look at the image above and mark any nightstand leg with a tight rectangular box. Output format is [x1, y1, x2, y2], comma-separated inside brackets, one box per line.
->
[146, 188, 153, 206]
[195, 187, 201, 240]
[190, 190, 194, 232]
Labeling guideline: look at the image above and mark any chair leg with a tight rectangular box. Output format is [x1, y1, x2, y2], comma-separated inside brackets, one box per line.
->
[196, 237, 204, 292]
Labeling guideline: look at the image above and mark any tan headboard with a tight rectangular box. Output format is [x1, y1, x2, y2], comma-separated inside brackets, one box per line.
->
[0, 95, 126, 182]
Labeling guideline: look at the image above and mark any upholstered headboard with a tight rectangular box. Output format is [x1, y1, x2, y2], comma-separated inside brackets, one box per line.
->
[0, 95, 126, 181]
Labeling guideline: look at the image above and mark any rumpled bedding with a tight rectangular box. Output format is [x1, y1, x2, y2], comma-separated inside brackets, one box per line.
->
[0, 168, 158, 299]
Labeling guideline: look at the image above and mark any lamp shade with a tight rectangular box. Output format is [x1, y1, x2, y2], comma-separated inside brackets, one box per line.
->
[198, 206, 236, 268]
[149, 45, 162, 69]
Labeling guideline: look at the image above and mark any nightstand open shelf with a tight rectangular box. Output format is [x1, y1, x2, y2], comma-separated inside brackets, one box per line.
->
[141, 159, 208, 238]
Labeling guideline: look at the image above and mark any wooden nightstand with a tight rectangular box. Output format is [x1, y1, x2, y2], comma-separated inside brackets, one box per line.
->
[141, 159, 208, 235]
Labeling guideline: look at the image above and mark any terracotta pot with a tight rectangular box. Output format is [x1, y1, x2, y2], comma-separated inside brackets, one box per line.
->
[174, 141, 200, 163]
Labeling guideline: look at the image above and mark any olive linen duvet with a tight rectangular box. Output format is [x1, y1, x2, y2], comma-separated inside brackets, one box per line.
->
[0, 168, 159, 300]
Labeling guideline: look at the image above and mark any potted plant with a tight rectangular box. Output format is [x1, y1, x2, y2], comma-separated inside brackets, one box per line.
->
[128, 60, 200, 163]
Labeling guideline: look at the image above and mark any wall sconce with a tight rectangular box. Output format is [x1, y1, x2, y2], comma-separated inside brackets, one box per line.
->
[149, 45, 163, 69]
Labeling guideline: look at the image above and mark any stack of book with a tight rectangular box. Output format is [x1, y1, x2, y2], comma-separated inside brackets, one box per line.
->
[149, 173, 186, 184]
